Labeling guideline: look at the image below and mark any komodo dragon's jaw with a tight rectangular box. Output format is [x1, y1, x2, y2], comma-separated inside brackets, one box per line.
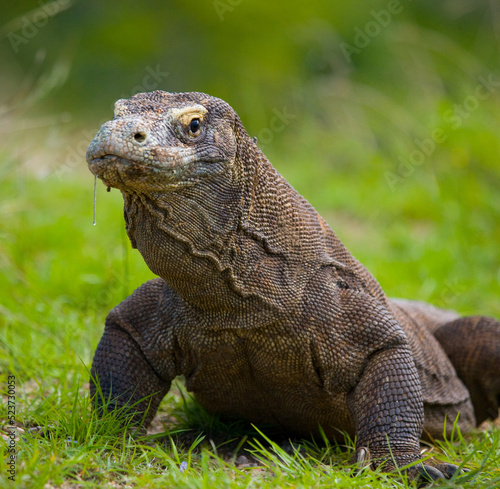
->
[86, 91, 238, 193]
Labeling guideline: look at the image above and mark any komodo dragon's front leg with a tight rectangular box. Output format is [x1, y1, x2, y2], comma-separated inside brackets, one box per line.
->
[90, 278, 175, 427]
[308, 283, 458, 479]
[347, 343, 424, 470]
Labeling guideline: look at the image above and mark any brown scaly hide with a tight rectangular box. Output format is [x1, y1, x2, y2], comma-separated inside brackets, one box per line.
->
[86, 91, 500, 481]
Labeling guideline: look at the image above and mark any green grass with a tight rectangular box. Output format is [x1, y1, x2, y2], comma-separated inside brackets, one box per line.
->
[1, 26, 500, 483]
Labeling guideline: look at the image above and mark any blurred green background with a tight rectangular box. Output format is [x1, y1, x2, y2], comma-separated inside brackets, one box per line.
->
[1, 0, 499, 376]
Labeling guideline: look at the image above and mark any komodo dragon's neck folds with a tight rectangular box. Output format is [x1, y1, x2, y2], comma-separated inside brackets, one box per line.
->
[87, 91, 500, 483]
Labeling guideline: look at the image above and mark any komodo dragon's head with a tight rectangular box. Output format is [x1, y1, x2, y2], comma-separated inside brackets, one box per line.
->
[86, 91, 241, 193]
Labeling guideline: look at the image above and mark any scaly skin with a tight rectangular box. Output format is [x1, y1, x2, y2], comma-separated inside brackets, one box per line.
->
[86, 91, 500, 481]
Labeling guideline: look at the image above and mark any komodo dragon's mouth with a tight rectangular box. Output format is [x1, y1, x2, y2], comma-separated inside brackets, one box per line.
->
[89, 154, 145, 173]
[88, 154, 150, 189]
[87, 150, 209, 192]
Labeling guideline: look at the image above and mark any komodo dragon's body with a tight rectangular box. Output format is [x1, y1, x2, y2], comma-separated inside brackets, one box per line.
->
[86, 91, 500, 480]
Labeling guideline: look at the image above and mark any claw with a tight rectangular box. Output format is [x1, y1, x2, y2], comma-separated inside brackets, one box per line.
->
[350, 446, 371, 475]
[416, 464, 446, 484]
[355, 447, 370, 469]
[434, 463, 465, 478]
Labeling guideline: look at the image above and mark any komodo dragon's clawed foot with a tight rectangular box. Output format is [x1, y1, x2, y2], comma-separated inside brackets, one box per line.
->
[413, 464, 445, 483]
[412, 462, 465, 486]
[434, 462, 467, 478]
[352, 446, 464, 483]
[353, 446, 371, 469]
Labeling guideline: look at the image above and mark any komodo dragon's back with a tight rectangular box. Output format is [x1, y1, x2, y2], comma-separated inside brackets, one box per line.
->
[86, 91, 500, 482]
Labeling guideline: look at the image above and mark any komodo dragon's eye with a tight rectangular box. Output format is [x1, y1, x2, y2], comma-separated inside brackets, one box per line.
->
[189, 118, 201, 135]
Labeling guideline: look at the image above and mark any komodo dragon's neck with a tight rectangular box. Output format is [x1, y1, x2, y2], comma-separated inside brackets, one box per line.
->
[121, 121, 387, 318]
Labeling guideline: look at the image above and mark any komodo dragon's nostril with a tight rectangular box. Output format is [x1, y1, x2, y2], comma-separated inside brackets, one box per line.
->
[134, 132, 147, 143]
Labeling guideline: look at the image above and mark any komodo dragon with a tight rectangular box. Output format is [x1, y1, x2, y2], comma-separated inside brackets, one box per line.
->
[86, 90, 500, 481]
